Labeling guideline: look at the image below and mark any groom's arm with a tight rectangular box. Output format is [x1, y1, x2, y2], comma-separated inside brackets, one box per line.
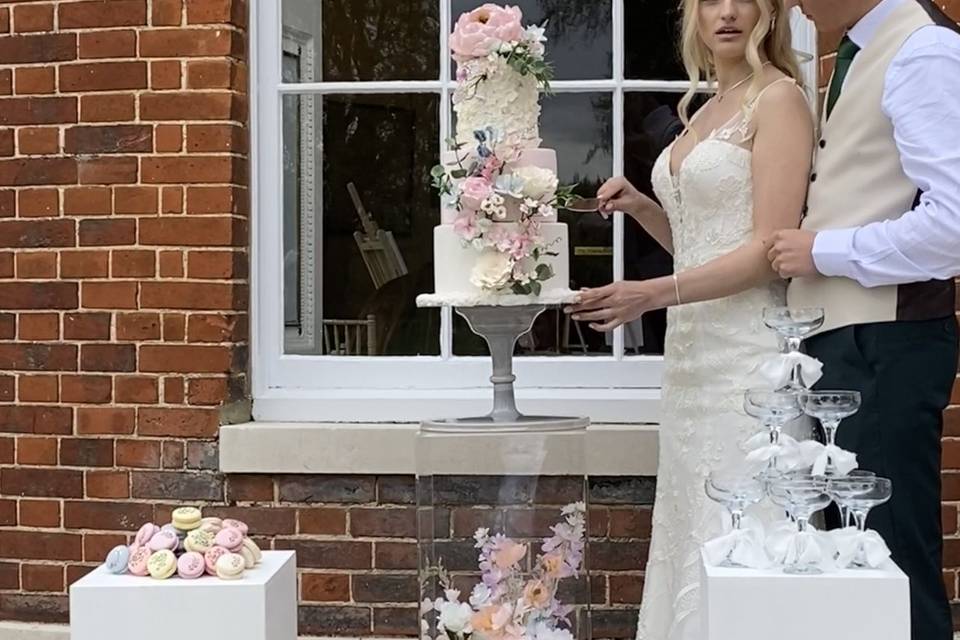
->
[810, 27, 960, 287]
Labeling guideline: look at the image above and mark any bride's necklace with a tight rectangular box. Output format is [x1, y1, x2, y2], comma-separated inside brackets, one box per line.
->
[714, 62, 771, 102]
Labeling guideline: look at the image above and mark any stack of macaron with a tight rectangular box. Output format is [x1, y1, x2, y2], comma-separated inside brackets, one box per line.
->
[102, 507, 262, 581]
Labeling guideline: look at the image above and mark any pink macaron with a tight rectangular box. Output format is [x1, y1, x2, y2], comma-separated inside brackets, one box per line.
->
[177, 551, 205, 579]
[204, 546, 229, 575]
[148, 530, 179, 552]
[127, 546, 152, 576]
[214, 527, 244, 552]
[135, 523, 161, 547]
[222, 519, 249, 536]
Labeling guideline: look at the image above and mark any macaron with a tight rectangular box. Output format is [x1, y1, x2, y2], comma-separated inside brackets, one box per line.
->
[147, 549, 177, 580]
[222, 519, 249, 536]
[148, 529, 179, 552]
[160, 523, 179, 536]
[204, 546, 229, 576]
[185, 529, 215, 554]
[135, 523, 161, 547]
[127, 546, 152, 577]
[171, 507, 202, 531]
[241, 537, 262, 565]
[238, 544, 256, 569]
[214, 527, 244, 552]
[215, 552, 245, 580]
[176, 551, 205, 580]
[199, 517, 223, 534]
[104, 545, 130, 574]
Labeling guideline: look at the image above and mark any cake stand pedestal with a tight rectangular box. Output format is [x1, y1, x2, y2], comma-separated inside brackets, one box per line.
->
[420, 302, 587, 431]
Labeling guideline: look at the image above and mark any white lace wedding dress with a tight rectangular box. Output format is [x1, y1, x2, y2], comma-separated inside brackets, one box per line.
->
[635, 81, 797, 640]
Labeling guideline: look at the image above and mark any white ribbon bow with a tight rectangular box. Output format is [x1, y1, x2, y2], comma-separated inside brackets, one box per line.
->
[703, 515, 769, 569]
[757, 352, 824, 389]
[810, 443, 859, 477]
[744, 431, 799, 464]
[766, 528, 831, 569]
[831, 526, 891, 569]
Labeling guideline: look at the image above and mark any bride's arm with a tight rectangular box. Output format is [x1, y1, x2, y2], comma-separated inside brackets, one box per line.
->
[651, 82, 814, 306]
[596, 177, 674, 254]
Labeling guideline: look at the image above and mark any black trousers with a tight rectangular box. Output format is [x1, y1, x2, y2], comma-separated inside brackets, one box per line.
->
[806, 317, 959, 640]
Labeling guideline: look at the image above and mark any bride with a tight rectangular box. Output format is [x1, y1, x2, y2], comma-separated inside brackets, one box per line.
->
[566, 0, 813, 638]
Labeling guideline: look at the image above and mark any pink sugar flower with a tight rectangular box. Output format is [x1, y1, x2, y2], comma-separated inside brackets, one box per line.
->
[450, 4, 524, 62]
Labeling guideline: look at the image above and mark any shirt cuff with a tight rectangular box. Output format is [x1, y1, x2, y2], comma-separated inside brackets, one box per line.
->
[811, 228, 857, 278]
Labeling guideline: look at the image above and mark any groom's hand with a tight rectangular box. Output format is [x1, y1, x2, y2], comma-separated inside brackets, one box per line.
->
[767, 230, 818, 278]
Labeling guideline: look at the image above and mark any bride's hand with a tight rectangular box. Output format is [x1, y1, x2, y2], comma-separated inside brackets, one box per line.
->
[564, 280, 669, 332]
[597, 176, 656, 218]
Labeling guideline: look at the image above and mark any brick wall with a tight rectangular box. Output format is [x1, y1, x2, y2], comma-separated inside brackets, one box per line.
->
[0, 0, 251, 626]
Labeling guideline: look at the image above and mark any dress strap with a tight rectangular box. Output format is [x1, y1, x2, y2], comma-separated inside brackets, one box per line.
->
[731, 77, 803, 144]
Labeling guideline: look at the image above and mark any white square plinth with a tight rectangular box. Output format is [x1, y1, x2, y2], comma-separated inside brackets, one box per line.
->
[700, 550, 909, 640]
[69, 550, 297, 640]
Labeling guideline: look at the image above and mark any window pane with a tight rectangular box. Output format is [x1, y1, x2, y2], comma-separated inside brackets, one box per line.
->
[282, 0, 440, 82]
[282, 93, 441, 356]
[450, 0, 612, 80]
[453, 92, 613, 356]
[624, 0, 686, 80]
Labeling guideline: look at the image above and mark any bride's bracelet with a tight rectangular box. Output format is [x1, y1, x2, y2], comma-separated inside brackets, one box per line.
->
[673, 273, 682, 305]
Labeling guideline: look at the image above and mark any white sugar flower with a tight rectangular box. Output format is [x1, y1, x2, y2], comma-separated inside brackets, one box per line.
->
[512, 166, 558, 200]
[469, 583, 493, 608]
[470, 250, 514, 290]
[438, 601, 474, 635]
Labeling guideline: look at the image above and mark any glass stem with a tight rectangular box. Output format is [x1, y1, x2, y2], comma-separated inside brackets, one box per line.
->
[731, 510, 743, 530]
[853, 509, 869, 532]
[823, 421, 838, 447]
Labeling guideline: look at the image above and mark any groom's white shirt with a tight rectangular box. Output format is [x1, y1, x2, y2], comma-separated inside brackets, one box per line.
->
[811, 0, 960, 287]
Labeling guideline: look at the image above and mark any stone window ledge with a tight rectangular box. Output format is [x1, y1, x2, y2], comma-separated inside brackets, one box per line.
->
[219, 422, 660, 476]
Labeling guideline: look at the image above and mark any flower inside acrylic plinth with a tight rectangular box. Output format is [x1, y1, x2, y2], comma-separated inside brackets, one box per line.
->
[420, 502, 588, 640]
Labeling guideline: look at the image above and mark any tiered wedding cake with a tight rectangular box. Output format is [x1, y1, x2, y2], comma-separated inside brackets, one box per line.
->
[418, 4, 576, 307]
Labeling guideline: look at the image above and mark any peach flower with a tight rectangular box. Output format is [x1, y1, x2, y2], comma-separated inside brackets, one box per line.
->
[522, 579, 552, 609]
[491, 539, 527, 569]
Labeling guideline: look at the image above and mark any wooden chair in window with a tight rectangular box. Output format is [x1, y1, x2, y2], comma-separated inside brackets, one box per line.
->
[348, 182, 408, 290]
[322, 315, 378, 356]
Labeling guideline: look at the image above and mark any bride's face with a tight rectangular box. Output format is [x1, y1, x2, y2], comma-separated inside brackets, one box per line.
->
[697, 0, 764, 63]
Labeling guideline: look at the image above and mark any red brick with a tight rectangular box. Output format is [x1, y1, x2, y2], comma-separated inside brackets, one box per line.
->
[139, 216, 244, 246]
[60, 62, 147, 92]
[15, 252, 57, 278]
[64, 501, 152, 531]
[161, 186, 182, 214]
[163, 376, 183, 403]
[17, 127, 58, 155]
[0, 344, 77, 371]
[112, 249, 155, 277]
[139, 28, 237, 57]
[150, 60, 181, 90]
[60, 438, 113, 467]
[60, 251, 109, 278]
[186, 126, 246, 154]
[115, 439, 160, 468]
[14, 66, 54, 95]
[78, 156, 138, 185]
[158, 250, 183, 277]
[944, 504, 958, 536]
[0, 219, 74, 248]
[139, 345, 232, 373]
[161, 440, 183, 469]
[142, 156, 242, 184]
[155, 124, 182, 152]
[609, 508, 652, 538]
[0, 189, 13, 216]
[0, 437, 12, 464]
[141, 281, 243, 310]
[19, 500, 60, 528]
[0, 282, 77, 309]
[187, 377, 226, 405]
[152, 0, 182, 26]
[0, 158, 77, 185]
[65, 125, 152, 154]
[13, 4, 54, 33]
[18, 374, 58, 402]
[226, 475, 273, 502]
[63, 187, 110, 215]
[18, 187, 58, 216]
[21, 564, 63, 592]
[0, 531, 82, 560]
[0, 468, 83, 499]
[187, 0, 244, 25]
[63, 313, 110, 340]
[59, 1, 147, 29]
[139, 92, 237, 121]
[80, 343, 136, 372]
[60, 375, 112, 404]
[116, 312, 160, 340]
[302, 574, 350, 602]
[76, 407, 135, 435]
[81, 281, 138, 309]
[0, 69, 10, 95]
[82, 533, 126, 562]
[298, 508, 347, 535]
[0, 8, 8, 35]
[0, 33, 76, 64]
[79, 218, 136, 246]
[16, 437, 58, 465]
[115, 376, 158, 404]
[187, 313, 245, 343]
[0, 128, 11, 157]
[0, 405, 73, 433]
[17, 312, 58, 340]
[137, 407, 219, 437]
[67, 565, 95, 585]
[0, 562, 18, 590]
[114, 186, 157, 214]
[0, 252, 11, 278]
[187, 59, 241, 89]
[85, 470, 129, 499]
[79, 29, 137, 59]
[162, 313, 185, 341]
[80, 93, 135, 122]
[0, 500, 14, 526]
[609, 575, 644, 604]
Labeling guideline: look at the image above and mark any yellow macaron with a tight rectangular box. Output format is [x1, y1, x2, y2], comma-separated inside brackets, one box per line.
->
[171, 507, 202, 531]
[147, 549, 177, 580]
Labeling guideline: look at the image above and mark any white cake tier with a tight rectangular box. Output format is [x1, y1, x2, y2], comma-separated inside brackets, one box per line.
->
[440, 148, 558, 224]
[433, 222, 570, 301]
[453, 57, 540, 148]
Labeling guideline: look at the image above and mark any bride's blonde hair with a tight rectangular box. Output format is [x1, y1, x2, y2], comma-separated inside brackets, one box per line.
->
[677, 0, 802, 129]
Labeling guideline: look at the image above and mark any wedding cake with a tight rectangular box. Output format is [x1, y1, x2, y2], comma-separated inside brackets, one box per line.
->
[418, 4, 575, 307]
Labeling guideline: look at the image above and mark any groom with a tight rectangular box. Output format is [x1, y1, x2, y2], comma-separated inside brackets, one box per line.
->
[768, 0, 960, 637]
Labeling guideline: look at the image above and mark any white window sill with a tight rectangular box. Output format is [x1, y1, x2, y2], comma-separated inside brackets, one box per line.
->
[219, 422, 660, 476]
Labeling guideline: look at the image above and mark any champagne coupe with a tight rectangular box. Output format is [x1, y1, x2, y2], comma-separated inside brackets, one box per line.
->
[762, 307, 825, 391]
[743, 388, 802, 476]
[769, 475, 832, 575]
[798, 390, 861, 476]
[704, 470, 765, 567]
[827, 470, 876, 527]
[845, 477, 893, 568]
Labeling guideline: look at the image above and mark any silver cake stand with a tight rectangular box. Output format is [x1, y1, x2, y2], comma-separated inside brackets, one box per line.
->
[416, 291, 589, 432]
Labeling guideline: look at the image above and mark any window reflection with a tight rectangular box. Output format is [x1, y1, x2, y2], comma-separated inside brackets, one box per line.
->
[624, 0, 686, 80]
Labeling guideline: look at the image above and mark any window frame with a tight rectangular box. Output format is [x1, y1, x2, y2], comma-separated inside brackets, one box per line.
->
[250, 0, 818, 423]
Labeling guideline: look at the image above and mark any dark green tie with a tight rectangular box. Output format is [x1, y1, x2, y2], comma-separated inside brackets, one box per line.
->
[826, 36, 861, 119]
